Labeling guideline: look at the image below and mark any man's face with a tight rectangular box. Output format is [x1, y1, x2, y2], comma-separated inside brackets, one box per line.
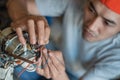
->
[83, 0, 120, 42]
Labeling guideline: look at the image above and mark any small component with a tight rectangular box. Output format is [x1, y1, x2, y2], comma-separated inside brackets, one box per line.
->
[23, 44, 27, 53]
[0, 27, 38, 70]
[30, 44, 42, 61]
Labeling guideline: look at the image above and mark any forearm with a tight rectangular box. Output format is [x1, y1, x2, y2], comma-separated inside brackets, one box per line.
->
[7, 0, 27, 21]
[52, 72, 70, 80]
[7, 0, 40, 21]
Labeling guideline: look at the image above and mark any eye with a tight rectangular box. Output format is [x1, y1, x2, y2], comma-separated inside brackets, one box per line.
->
[88, 6, 96, 15]
[104, 21, 109, 25]
[104, 21, 113, 26]
[88, 7, 94, 13]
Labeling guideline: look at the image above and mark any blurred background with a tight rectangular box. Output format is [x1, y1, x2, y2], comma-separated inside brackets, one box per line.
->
[0, 0, 11, 30]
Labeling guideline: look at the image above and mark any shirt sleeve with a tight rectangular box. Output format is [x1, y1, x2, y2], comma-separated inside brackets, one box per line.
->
[81, 49, 120, 80]
[35, 0, 69, 16]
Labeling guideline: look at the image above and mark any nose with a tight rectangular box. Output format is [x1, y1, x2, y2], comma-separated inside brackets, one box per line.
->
[88, 17, 101, 32]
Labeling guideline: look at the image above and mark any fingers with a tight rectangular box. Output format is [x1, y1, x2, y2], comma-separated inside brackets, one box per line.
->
[28, 19, 36, 44]
[37, 20, 45, 45]
[42, 51, 51, 79]
[36, 48, 51, 79]
[54, 51, 65, 66]
[37, 20, 50, 45]
[12, 15, 50, 46]
[16, 27, 26, 45]
[43, 49, 65, 77]
[48, 51, 65, 72]
[36, 56, 44, 76]
[47, 51, 68, 80]
[36, 48, 66, 80]
[27, 19, 49, 45]
[45, 26, 50, 44]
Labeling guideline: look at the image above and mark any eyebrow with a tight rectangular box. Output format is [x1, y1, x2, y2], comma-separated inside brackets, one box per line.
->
[89, 1, 116, 25]
[89, 1, 97, 14]
[103, 17, 116, 25]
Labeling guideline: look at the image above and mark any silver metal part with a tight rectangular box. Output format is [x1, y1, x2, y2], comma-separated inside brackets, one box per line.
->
[0, 27, 39, 71]
[0, 65, 14, 80]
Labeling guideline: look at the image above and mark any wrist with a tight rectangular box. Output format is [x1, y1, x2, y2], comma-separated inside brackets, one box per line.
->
[7, 0, 13, 7]
[52, 72, 70, 80]
[7, 0, 28, 21]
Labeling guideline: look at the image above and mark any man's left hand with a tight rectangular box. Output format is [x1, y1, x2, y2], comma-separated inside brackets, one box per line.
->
[36, 48, 69, 80]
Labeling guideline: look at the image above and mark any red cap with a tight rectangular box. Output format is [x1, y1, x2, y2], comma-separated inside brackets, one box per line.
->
[100, 0, 120, 14]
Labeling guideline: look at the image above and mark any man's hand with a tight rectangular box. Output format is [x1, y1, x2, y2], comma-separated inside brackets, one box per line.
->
[11, 15, 50, 45]
[7, 0, 50, 45]
[36, 48, 69, 80]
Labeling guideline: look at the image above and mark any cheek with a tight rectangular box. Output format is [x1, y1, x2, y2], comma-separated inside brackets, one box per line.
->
[101, 28, 120, 38]
[110, 29, 120, 35]
[84, 10, 94, 25]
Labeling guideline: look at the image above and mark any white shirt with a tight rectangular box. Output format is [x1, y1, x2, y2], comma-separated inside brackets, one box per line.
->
[35, 0, 120, 79]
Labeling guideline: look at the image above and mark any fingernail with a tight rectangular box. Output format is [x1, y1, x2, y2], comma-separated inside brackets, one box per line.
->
[43, 48, 47, 53]
[45, 40, 49, 44]
[38, 40, 44, 45]
[31, 39, 36, 44]
[19, 37, 26, 45]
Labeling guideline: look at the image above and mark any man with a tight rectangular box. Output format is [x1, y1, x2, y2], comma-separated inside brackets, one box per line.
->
[7, 0, 120, 80]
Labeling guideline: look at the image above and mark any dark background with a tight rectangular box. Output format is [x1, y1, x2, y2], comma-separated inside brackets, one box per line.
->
[0, 0, 11, 30]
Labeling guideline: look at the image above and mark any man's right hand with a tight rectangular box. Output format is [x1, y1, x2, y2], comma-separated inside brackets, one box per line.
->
[11, 15, 50, 45]
[7, 0, 50, 45]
